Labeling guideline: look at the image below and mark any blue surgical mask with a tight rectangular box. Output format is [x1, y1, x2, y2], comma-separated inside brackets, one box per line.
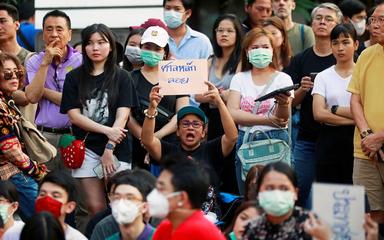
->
[140, 50, 164, 67]
[258, 190, 294, 216]
[248, 48, 273, 69]
[164, 10, 184, 29]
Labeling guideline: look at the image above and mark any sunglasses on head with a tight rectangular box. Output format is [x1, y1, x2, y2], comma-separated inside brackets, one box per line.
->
[3, 69, 23, 81]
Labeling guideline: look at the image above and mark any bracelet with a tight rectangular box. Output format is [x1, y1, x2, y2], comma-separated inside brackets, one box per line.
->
[144, 109, 158, 119]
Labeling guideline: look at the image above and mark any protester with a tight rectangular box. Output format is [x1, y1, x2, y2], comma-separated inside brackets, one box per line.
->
[360, 6, 379, 54]
[163, 0, 212, 59]
[242, 0, 272, 32]
[271, 0, 315, 55]
[262, 16, 292, 70]
[195, 13, 244, 193]
[149, 154, 226, 240]
[128, 26, 188, 172]
[0, 180, 24, 240]
[20, 212, 65, 240]
[0, 52, 47, 220]
[17, 1, 39, 52]
[122, 27, 144, 72]
[25, 10, 82, 171]
[60, 23, 138, 217]
[33, 171, 87, 239]
[224, 201, 261, 240]
[91, 169, 156, 240]
[348, 2, 384, 224]
[339, 0, 367, 37]
[284, 3, 341, 208]
[0, 3, 31, 65]
[227, 27, 293, 194]
[141, 82, 237, 216]
[162, 0, 212, 106]
[312, 23, 357, 184]
[242, 162, 331, 239]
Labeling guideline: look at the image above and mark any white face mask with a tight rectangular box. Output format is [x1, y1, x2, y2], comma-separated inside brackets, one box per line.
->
[111, 199, 140, 224]
[147, 189, 180, 219]
[351, 19, 366, 36]
[124, 46, 143, 64]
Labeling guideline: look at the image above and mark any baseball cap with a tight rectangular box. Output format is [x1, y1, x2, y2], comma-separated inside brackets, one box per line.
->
[177, 106, 207, 124]
[141, 26, 169, 48]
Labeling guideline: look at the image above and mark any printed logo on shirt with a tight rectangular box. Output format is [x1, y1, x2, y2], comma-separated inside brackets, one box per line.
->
[240, 96, 272, 116]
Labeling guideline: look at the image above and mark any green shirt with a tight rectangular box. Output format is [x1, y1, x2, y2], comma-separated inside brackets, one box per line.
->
[287, 23, 315, 56]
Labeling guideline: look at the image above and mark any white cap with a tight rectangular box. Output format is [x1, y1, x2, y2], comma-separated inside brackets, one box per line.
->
[141, 26, 169, 48]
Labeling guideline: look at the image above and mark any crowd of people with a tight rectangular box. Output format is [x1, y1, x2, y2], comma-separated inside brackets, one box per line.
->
[0, 0, 384, 239]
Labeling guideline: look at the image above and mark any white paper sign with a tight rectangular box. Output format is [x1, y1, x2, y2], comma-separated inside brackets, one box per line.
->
[158, 59, 208, 95]
[312, 183, 365, 240]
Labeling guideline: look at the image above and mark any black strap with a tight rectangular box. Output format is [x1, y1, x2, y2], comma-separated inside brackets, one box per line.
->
[17, 29, 34, 52]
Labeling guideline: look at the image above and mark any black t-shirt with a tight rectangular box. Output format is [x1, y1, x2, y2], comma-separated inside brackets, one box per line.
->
[160, 137, 224, 186]
[60, 67, 139, 162]
[283, 47, 336, 142]
[131, 69, 186, 131]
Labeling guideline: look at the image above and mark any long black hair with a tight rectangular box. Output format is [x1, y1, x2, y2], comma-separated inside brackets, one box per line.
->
[212, 14, 244, 75]
[79, 23, 120, 108]
[122, 27, 145, 71]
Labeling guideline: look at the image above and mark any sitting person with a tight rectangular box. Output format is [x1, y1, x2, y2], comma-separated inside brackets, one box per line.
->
[20, 212, 65, 240]
[35, 171, 87, 240]
[90, 169, 156, 240]
[149, 154, 225, 240]
[1, 180, 24, 240]
[242, 162, 331, 240]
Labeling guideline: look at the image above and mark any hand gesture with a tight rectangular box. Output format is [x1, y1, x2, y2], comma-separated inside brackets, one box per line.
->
[364, 214, 379, 240]
[149, 86, 162, 109]
[300, 76, 314, 92]
[105, 127, 127, 143]
[202, 81, 221, 105]
[42, 39, 63, 65]
[304, 212, 332, 240]
[268, 115, 288, 127]
[101, 150, 116, 179]
[361, 133, 383, 159]
[274, 92, 290, 106]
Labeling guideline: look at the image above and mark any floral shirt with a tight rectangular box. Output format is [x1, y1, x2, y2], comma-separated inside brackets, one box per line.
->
[0, 91, 46, 180]
[243, 207, 311, 240]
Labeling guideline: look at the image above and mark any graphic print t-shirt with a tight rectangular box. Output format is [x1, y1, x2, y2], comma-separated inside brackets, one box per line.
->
[61, 68, 139, 161]
[229, 70, 293, 132]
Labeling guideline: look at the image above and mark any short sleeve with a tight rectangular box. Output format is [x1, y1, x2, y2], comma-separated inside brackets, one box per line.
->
[311, 71, 326, 97]
[200, 35, 213, 59]
[229, 73, 242, 92]
[117, 70, 139, 108]
[25, 54, 40, 85]
[60, 69, 81, 114]
[348, 57, 361, 94]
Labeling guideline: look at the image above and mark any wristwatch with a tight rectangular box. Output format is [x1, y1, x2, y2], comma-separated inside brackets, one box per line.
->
[105, 143, 115, 151]
[360, 129, 373, 139]
[331, 105, 339, 114]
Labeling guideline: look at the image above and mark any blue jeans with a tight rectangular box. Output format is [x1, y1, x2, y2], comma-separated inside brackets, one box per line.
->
[291, 110, 300, 161]
[235, 128, 289, 195]
[293, 140, 316, 209]
[10, 173, 38, 220]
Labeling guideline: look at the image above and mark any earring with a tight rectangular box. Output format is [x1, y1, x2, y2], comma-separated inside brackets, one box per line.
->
[177, 201, 183, 207]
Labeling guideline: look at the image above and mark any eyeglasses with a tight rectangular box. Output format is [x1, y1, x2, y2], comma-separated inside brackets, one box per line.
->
[368, 16, 384, 25]
[313, 15, 335, 23]
[179, 120, 204, 129]
[3, 69, 23, 80]
[109, 193, 142, 202]
[215, 28, 236, 34]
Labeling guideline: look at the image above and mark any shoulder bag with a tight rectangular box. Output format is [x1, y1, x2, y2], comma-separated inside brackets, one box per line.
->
[8, 100, 57, 164]
[236, 73, 291, 181]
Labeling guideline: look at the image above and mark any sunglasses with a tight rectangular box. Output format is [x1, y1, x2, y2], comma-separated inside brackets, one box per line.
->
[3, 69, 23, 81]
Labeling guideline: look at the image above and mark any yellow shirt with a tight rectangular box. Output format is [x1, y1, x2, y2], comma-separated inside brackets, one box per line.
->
[348, 44, 384, 159]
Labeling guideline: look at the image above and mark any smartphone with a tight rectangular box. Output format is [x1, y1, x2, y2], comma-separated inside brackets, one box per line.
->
[93, 155, 121, 179]
[310, 72, 318, 82]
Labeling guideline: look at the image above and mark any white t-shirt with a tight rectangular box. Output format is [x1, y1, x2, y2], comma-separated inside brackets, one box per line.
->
[311, 65, 352, 107]
[65, 225, 88, 240]
[230, 70, 294, 132]
[2, 220, 24, 240]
